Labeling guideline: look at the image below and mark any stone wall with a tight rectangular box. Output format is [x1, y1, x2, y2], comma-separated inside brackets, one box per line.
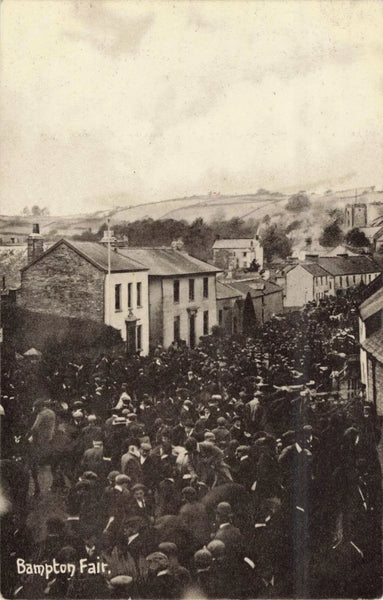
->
[18, 242, 105, 322]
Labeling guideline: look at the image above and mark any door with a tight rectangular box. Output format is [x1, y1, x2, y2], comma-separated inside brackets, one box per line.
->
[189, 313, 196, 348]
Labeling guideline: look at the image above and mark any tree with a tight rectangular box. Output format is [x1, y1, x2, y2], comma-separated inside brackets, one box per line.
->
[286, 193, 310, 212]
[319, 220, 344, 247]
[345, 228, 370, 247]
[260, 224, 292, 262]
[31, 205, 41, 216]
[22, 206, 30, 216]
[243, 293, 257, 335]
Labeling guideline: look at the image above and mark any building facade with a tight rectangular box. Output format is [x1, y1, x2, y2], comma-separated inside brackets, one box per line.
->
[216, 280, 242, 334]
[18, 239, 150, 354]
[227, 278, 283, 326]
[345, 203, 367, 229]
[359, 275, 383, 416]
[118, 247, 221, 349]
[212, 236, 263, 270]
[285, 256, 382, 308]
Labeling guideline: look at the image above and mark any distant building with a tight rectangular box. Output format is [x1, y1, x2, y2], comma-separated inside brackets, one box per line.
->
[216, 280, 242, 334]
[285, 255, 382, 307]
[345, 203, 367, 229]
[117, 246, 221, 349]
[228, 278, 283, 326]
[359, 274, 383, 416]
[18, 238, 150, 355]
[212, 236, 263, 271]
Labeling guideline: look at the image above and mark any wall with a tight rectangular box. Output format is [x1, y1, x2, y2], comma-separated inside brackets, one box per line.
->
[333, 271, 380, 292]
[262, 290, 283, 322]
[217, 297, 239, 333]
[366, 356, 383, 416]
[158, 274, 217, 349]
[18, 242, 105, 322]
[105, 271, 149, 355]
[285, 265, 314, 307]
[313, 274, 334, 300]
[148, 278, 164, 348]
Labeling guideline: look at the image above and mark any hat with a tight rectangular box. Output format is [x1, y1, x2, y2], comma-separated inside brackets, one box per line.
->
[140, 442, 151, 451]
[131, 483, 146, 493]
[145, 552, 169, 571]
[215, 502, 233, 518]
[109, 575, 133, 589]
[207, 540, 226, 558]
[107, 470, 120, 482]
[158, 542, 178, 557]
[194, 548, 212, 569]
[181, 486, 197, 502]
[115, 474, 131, 485]
[81, 471, 98, 481]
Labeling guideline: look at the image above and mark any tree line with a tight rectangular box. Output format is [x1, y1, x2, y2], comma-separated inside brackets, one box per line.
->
[73, 216, 293, 263]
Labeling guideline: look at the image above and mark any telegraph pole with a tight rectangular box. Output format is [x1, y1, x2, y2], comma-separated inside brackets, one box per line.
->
[107, 218, 111, 326]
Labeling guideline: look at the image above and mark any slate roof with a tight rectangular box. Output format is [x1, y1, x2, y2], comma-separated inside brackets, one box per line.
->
[21, 239, 148, 273]
[216, 280, 242, 300]
[361, 330, 383, 362]
[118, 247, 221, 277]
[300, 263, 329, 277]
[213, 239, 256, 249]
[228, 279, 282, 298]
[359, 226, 382, 239]
[317, 256, 381, 276]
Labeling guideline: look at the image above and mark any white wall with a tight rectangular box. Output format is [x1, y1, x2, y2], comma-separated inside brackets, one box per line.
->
[104, 271, 149, 355]
[285, 265, 314, 307]
[161, 274, 217, 348]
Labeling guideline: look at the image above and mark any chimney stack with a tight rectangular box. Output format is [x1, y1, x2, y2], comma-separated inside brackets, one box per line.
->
[27, 223, 44, 263]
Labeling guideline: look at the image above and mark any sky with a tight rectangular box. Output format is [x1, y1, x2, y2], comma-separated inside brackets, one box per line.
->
[0, 0, 382, 216]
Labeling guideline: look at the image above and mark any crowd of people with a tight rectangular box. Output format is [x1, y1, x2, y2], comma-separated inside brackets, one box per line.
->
[0, 292, 382, 598]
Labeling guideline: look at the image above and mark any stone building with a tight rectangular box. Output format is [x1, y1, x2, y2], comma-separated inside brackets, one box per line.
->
[227, 278, 283, 326]
[117, 246, 221, 349]
[216, 280, 242, 334]
[212, 236, 263, 271]
[18, 238, 150, 355]
[345, 203, 367, 229]
[285, 256, 382, 308]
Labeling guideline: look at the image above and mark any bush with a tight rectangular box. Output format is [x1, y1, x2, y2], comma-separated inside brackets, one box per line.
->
[286, 193, 310, 212]
[319, 221, 344, 247]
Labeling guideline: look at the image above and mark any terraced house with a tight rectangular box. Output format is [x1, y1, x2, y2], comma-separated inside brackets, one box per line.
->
[285, 255, 382, 308]
[118, 245, 221, 349]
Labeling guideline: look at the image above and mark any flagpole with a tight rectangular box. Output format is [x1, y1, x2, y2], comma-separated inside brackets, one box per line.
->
[107, 218, 111, 325]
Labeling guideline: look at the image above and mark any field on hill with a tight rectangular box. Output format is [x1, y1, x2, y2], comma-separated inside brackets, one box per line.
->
[1, 187, 382, 246]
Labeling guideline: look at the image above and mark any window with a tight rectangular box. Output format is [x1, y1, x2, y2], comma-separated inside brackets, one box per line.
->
[173, 280, 180, 303]
[353, 275, 356, 284]
[346, 276, 349, 286]
[243, 252, 247, 257]
[136, 282, 142, 307]
[115, 284, 121, 311]
[203, 277, 209, 298]
[136, 324, 142, 350]
[203, 310, 209, 335]
[128, 283, 132, 308]
[243, 262, 247, 268]
[174, 315, 180, 341]
[189, 278, 195, 301]
[219, 309, 223, 325]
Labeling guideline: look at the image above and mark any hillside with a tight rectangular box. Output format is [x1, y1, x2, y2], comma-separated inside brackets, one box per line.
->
[1, 186, 382, 245]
